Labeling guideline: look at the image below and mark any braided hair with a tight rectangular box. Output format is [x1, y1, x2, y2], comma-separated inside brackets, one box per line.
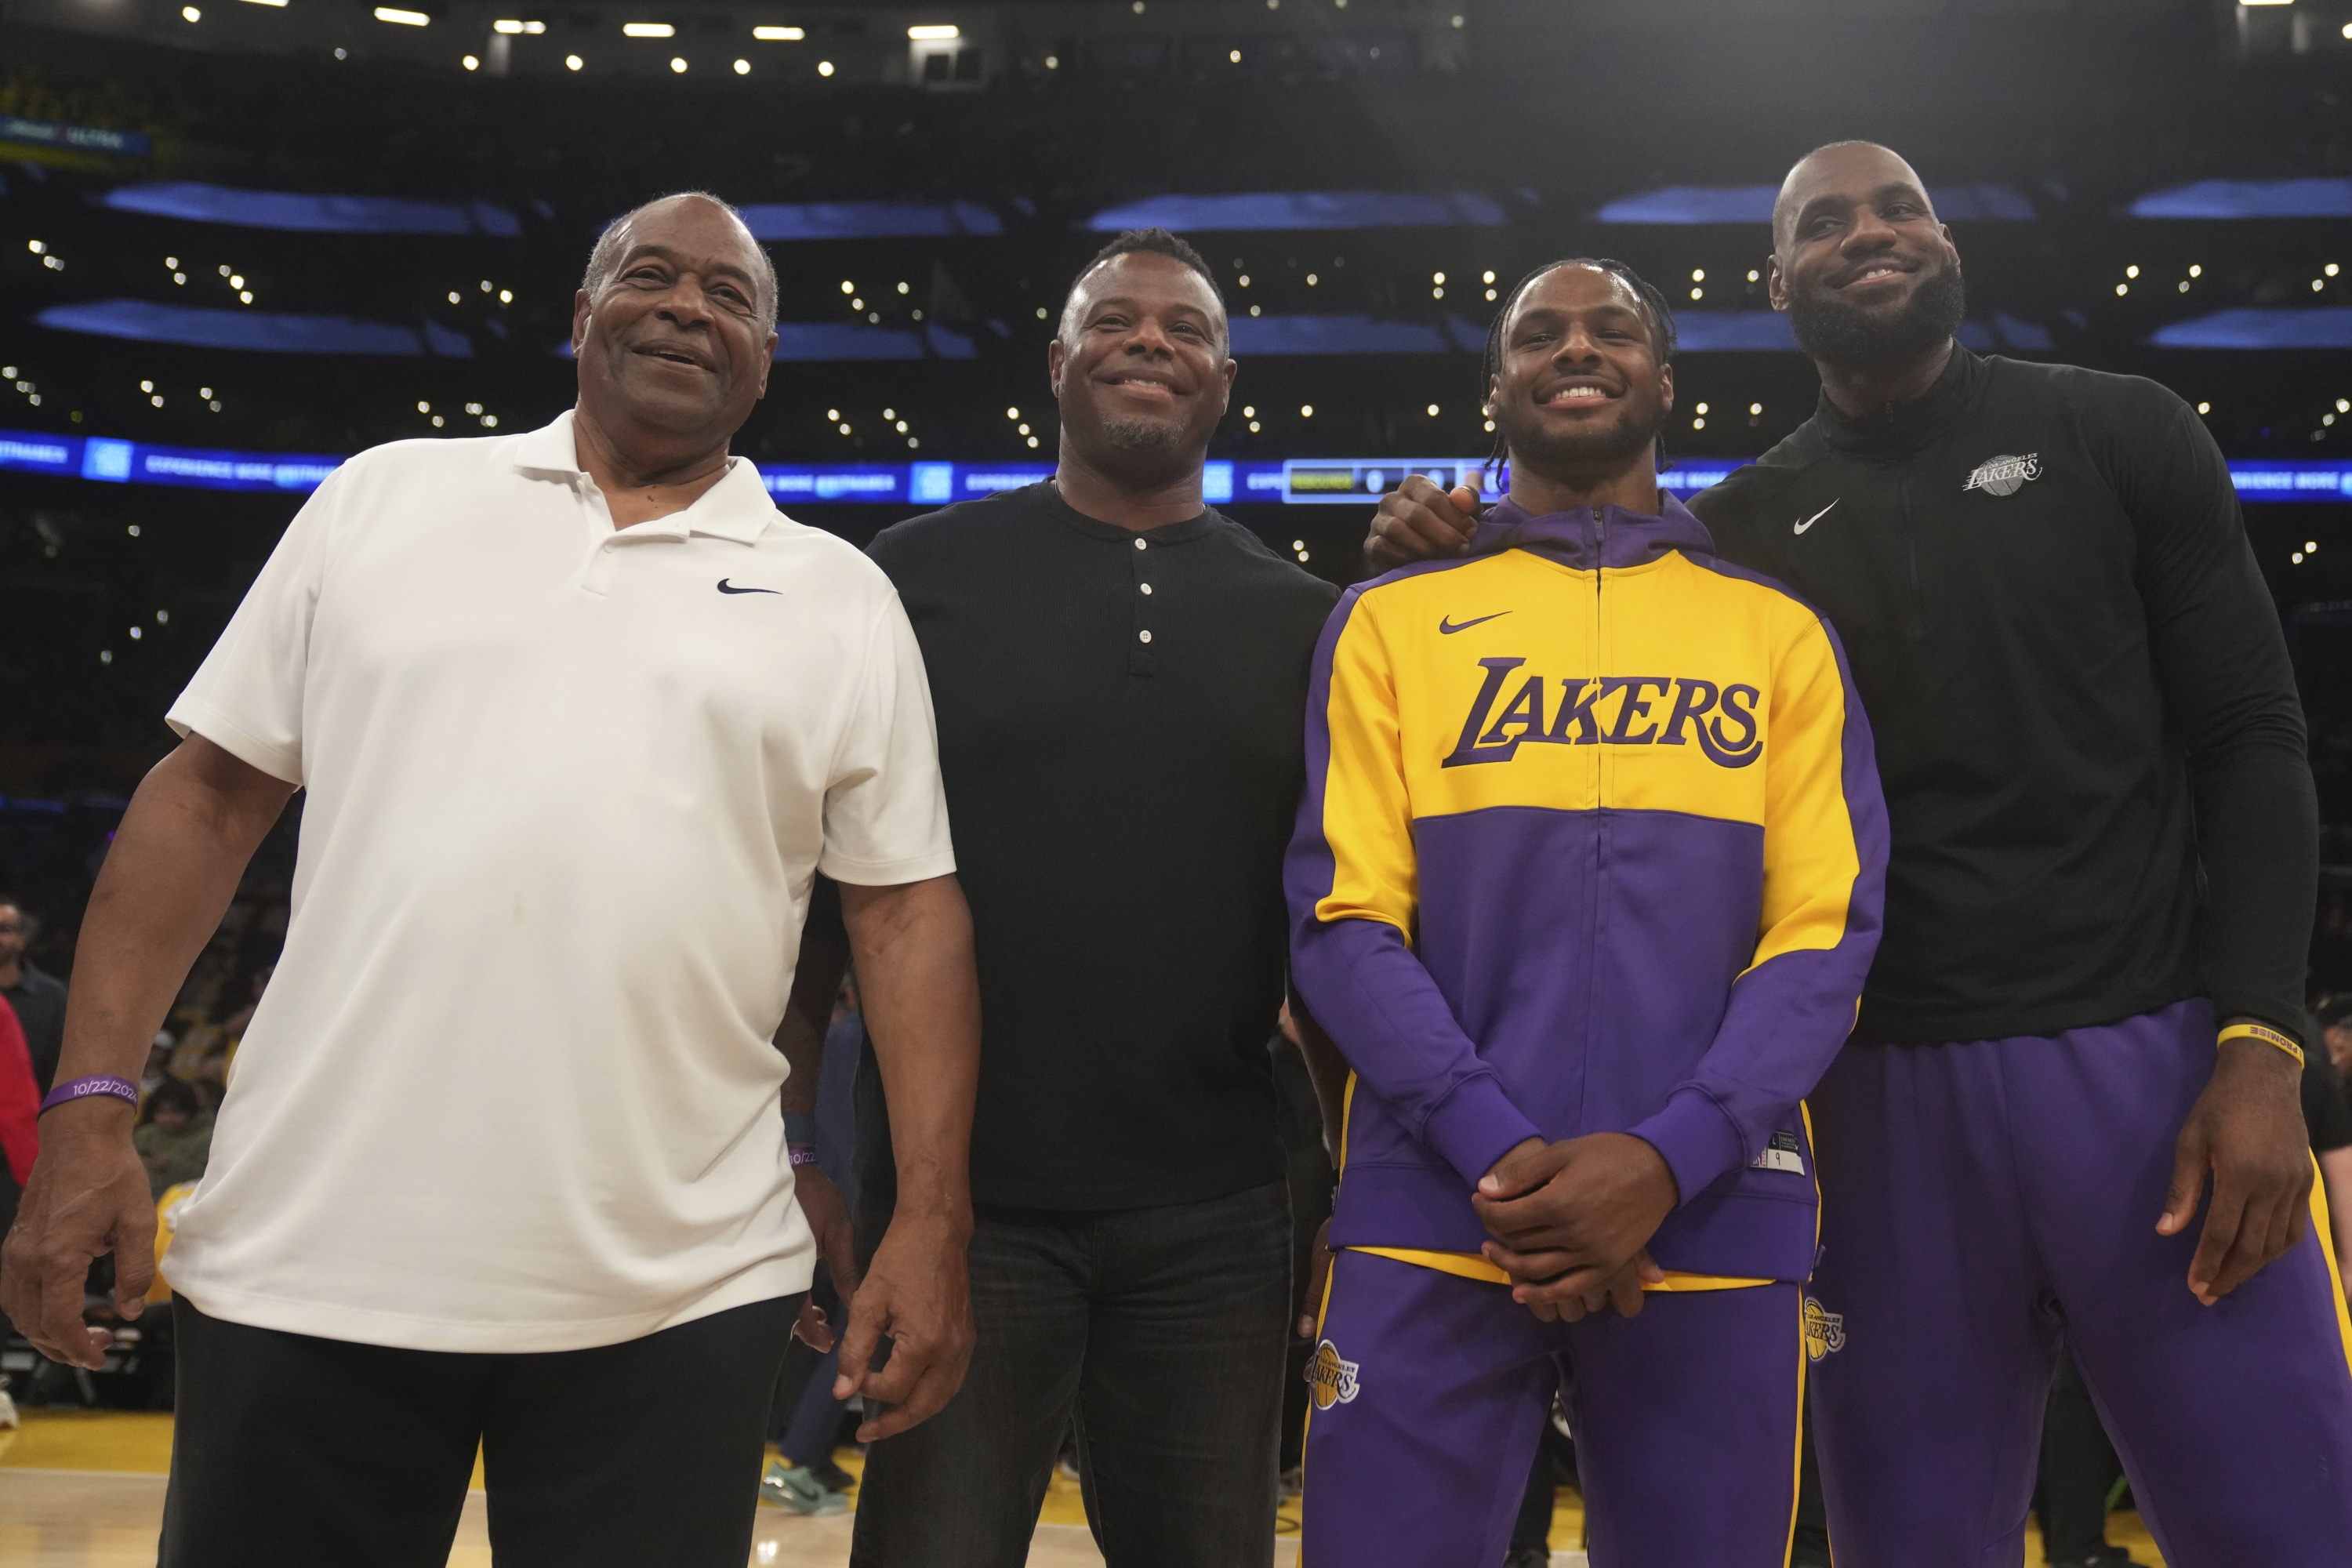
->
[1479, 257, 1679, 479]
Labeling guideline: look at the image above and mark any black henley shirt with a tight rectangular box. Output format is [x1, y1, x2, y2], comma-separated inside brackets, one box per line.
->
[1693, 346, 2317, 1047]
[862, 481, 1338, 1210]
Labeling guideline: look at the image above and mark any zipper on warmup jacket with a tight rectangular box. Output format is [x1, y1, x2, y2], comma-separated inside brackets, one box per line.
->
[1582, 502, 1608, 1130]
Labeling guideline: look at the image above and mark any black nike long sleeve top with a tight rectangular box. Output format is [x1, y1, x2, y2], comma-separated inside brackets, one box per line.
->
[1692, 346, 2317, 1047]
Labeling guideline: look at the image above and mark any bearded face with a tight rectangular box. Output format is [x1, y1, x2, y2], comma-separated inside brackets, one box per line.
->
[1788, 255, 1967, 372]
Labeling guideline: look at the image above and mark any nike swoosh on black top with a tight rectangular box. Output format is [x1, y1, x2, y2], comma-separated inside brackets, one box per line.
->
[1792, 500, 1838, 535]
[716, 579, 780, 595]
[1439, 612, 1511, 634]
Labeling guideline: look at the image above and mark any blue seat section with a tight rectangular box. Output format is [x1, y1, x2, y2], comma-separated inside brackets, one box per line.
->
[2149, 309, 2352, 349]
[1228, 314, 1471, 354]
[733, 201, 1004, 239]
[1671, 312, 1800, 351]
[34, 299, 471, 356]
[98, 182, 522, 236]
[1595, 186, 1780, 224]
[1085, 192, 1508, 232]
[2130, 180, 2352, 220]
[1596, 184, 2033, 223]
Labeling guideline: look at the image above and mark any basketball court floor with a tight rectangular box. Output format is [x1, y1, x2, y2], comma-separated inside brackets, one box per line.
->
[0, 1406, 2166, 1566]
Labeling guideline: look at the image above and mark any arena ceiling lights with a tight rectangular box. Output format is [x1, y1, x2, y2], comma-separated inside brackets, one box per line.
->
[492, 19, 548, 33]
[372, 7, 431, 25]
[751, 26, 805, 39]
[622, 21, 675, 36]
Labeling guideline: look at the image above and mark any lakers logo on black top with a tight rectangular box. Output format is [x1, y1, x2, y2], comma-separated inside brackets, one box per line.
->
[1961, 452, 2040, 497]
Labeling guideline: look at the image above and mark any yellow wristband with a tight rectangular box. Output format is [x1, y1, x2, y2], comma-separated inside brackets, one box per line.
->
[2217, 1022, 2305, 1068]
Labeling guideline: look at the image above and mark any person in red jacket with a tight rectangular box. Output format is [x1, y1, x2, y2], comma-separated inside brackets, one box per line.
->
[0, 994, 38, 1195]
[0, 990, 39, 1396]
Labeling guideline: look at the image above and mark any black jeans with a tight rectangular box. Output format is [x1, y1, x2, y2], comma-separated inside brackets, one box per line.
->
[851, 1179, 1293, 1568]
[160, 1293, 797, 1568]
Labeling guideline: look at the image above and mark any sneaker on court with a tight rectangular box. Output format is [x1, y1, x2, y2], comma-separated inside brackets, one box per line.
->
[2056, 1550, 2145, 1568]
[759, 1458, 846, 1515]
[804, 1457, 856, 1494]
[0, 1376, 16, 1430]
[1503, 1547, 1550, 1568]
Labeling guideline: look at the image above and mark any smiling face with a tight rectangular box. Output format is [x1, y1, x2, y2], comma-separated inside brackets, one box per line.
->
[1049, 250, 1236, 476]
[571, 195, 776, 448]
[1488, 263, 1673, 480]
[1769, 143, 1966, 370]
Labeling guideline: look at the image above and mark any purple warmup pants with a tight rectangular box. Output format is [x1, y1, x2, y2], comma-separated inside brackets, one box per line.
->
[1808, 998, 2352, 1567]
[1301, 1250, 1803, 1568]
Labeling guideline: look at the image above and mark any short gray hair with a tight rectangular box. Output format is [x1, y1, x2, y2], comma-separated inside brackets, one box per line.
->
[582, 191, 778, 333]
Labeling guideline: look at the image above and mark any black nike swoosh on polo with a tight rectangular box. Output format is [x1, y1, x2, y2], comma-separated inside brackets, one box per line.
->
[716, 579, 780, 595]
[1439, 612, 1511, 634]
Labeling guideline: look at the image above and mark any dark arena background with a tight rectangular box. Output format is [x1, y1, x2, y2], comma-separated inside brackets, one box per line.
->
[2, 0, 2352, 1563]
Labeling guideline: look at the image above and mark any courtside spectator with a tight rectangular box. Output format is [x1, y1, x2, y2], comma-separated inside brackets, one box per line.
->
[2300, 1025, 2352, 1304]
[0, 993, 37, 1389]
[133, 1079, 213, 1201]
[2319, 993, 2352, 1079]
[0, 992, 37, 1234]
[0, 896, 68, 1094]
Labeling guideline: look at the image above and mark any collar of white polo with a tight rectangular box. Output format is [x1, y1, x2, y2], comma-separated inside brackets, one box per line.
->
[511, 410, 775, 546]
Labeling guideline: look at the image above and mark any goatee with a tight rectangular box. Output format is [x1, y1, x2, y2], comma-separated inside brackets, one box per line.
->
[1788, 261, 1966, 371]
[1099, 415, 1186, 454]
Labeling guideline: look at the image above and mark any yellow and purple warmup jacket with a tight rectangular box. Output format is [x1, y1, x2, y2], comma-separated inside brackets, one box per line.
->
[1285, 495, 1889, 1283]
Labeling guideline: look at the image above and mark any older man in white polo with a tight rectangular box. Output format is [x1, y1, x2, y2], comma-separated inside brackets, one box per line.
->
[0, 192, 980, 1567]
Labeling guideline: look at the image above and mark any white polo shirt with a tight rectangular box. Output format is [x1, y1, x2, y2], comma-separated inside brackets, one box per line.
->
[162, 412, 954, 1352]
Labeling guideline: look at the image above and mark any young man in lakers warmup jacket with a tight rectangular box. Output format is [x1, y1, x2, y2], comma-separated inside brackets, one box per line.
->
[1287, 260, 1887, 1568]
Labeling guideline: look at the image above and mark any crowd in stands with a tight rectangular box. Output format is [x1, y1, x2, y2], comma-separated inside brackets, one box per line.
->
[0, 882, 284, 1424]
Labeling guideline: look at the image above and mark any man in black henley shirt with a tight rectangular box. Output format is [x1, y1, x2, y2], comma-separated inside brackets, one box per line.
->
[829, 228, 1336, 1568]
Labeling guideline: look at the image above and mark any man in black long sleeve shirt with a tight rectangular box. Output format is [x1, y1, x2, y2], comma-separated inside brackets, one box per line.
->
[1368, 143, 2352, 1568]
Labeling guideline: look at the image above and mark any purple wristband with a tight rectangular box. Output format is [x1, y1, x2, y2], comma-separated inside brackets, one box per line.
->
[788, 1144, 822, 1168]
[39, 1075, 141, 1115]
